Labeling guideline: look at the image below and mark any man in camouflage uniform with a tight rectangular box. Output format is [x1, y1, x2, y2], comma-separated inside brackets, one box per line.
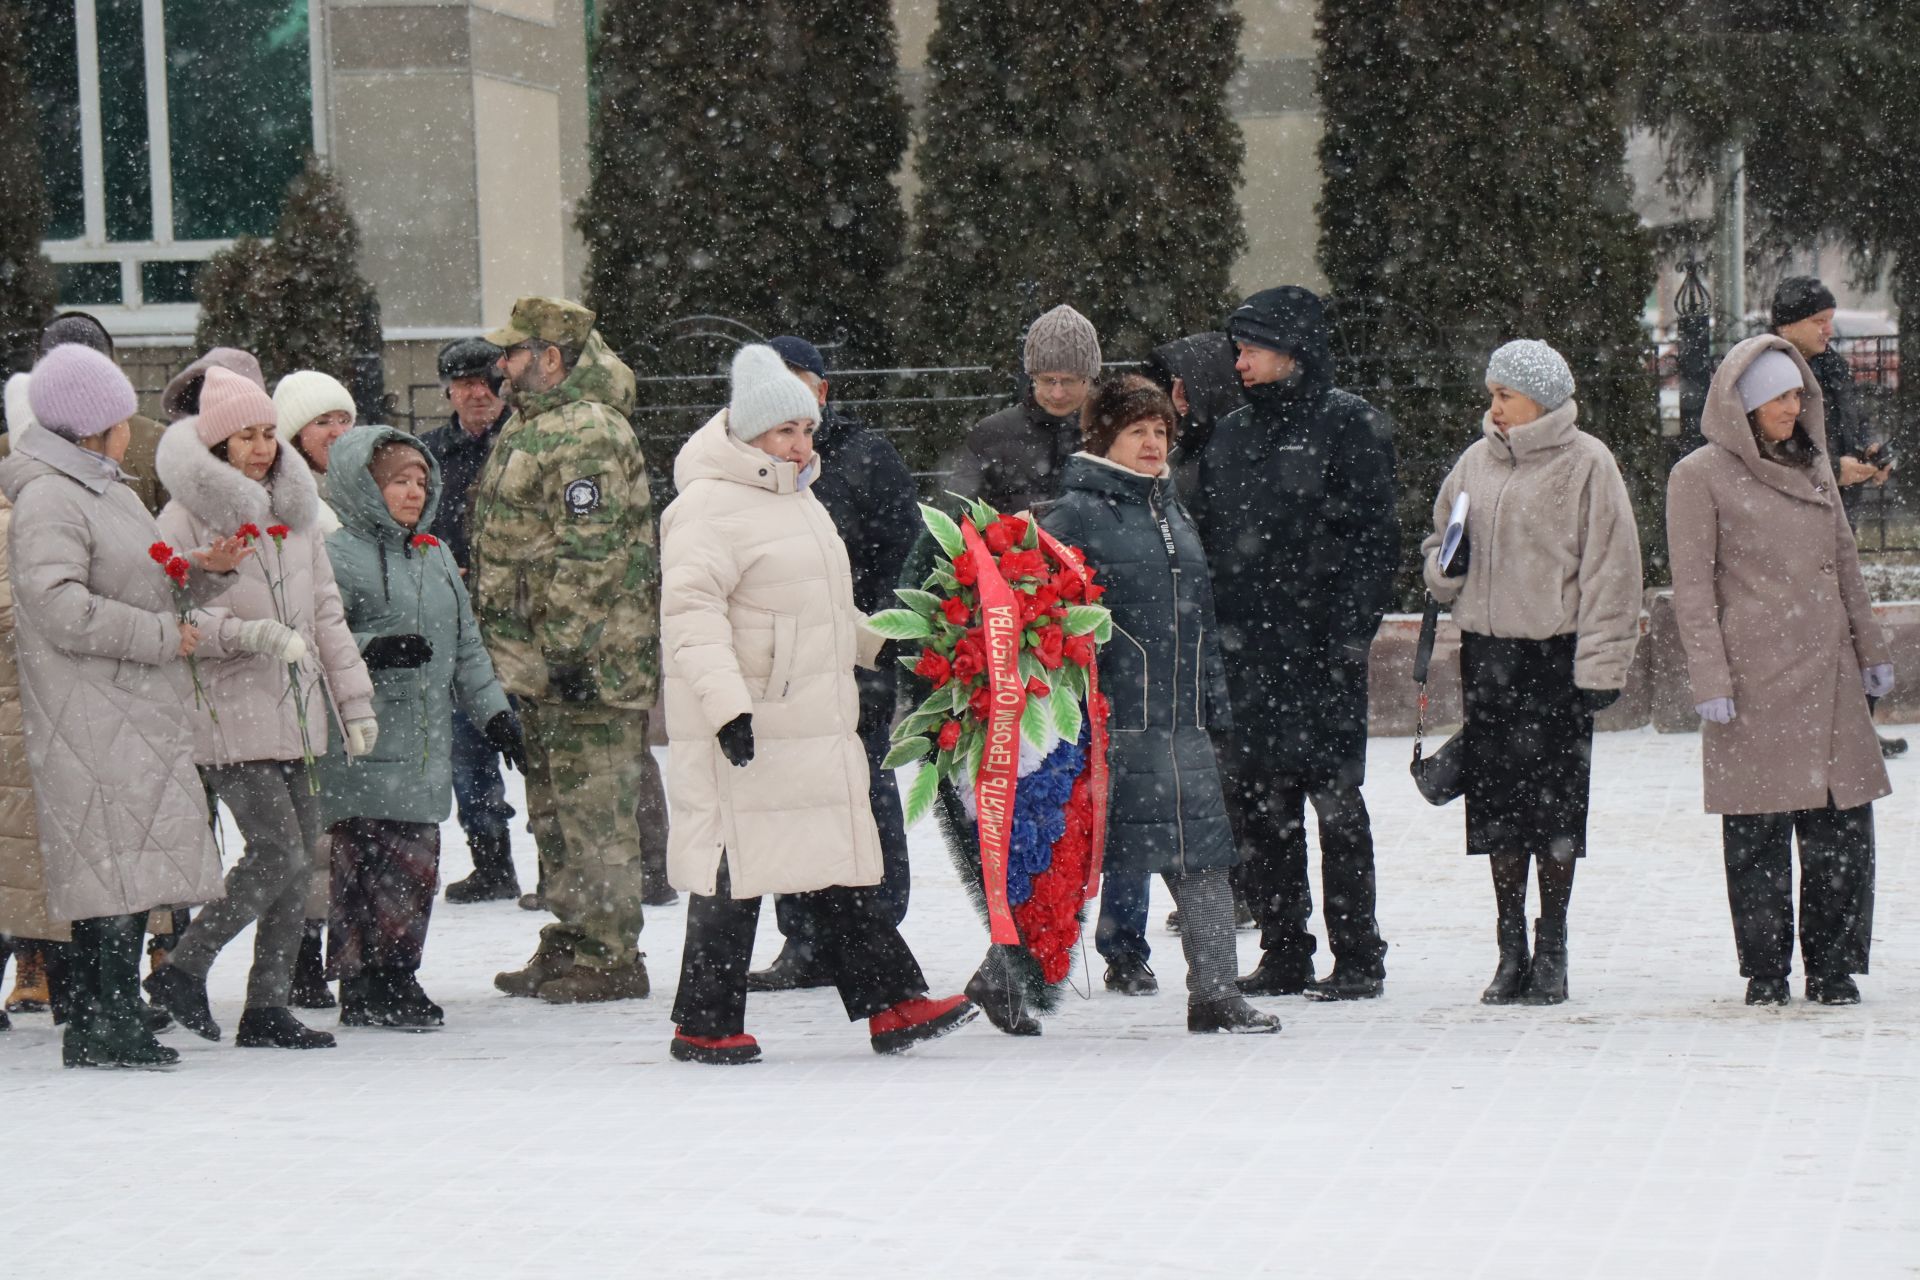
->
[470, 297, 663, 1003]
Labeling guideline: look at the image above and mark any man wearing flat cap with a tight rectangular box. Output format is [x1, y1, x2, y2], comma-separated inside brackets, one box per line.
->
[469, 296, 665, 1003]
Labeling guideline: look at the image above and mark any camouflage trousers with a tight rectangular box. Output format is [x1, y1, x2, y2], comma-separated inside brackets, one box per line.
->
[520, 700, 662, 969]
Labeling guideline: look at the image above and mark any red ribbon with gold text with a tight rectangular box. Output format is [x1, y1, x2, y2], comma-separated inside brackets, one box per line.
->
[1035, 526, 1111, 895]
[962, 517, 1025, 945]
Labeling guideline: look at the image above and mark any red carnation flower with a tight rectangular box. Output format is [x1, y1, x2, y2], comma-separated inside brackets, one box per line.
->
[982, 514, 1029, 556]
[968, 684, 991, 721]
[235, 523, 261, 542]
[266, 524, 291, 540]
[940, 596, 971, 625]
[149, 542, 173, 564]
[951, 553, 978, 586]
[1031, 624, 1065, 670]
[1025, 677, 1050, 698]
[164, 556, 191, 587]
[951, 634, 986, 685]
[999, 548, 1047, 583]
[936, 720, 962, 753]
[913, 649, 952, 689]
[411, 534, 441, 550]
[1064, 632, 1096, 668]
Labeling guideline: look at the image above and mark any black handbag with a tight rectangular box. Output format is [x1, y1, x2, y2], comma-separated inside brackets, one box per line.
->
[1409, 596, 1467, 806]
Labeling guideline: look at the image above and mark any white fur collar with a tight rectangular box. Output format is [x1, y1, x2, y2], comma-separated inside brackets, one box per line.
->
[156, 417, 321, 533]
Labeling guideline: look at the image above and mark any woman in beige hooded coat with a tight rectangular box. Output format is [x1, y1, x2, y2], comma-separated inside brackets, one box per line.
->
[1667, 334, 1890, 1007]
[660, 344, 975, 1065]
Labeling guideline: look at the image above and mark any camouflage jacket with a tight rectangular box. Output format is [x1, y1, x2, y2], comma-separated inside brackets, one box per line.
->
[468, 332, 659, 708]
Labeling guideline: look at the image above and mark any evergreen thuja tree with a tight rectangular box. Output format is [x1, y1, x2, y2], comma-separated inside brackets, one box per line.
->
[901, 0, 1246, 369]
[196, 157, 382, 394]
[1317, 0, 1657, 597]
[0, 0, 55, 375]
[783, 0, 909, 363]
[579, 0, 797, 363]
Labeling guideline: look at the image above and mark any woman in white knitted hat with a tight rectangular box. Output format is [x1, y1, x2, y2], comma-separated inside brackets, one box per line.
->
[1419, 339, 1642, 1007]
[1667, 334, 1890, 1008]
[273, 370, 356, 536]
[658, 344, 976, 1065]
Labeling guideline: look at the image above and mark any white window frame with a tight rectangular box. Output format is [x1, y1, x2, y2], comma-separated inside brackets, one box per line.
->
[38, 0, 326, 343]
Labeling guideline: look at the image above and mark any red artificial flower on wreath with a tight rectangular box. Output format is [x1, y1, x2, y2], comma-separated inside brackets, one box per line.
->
[983, 514, 1029, 556]
[999, 547, 1048, 583]
[914, 649, 952, 689]
[951, 553, 978, 586]
[936, 720, 963, 753]
[1063, 632, 1096, 669]
[1032, 624, 1065, 670]
[235, 523, 262, 542]
[951, 633, 986, 685]
[266, 524, 291, 540]
[411, 534, 441, 550]
[940, 596, 971, 625]
[164, 556, 191, 587]
[968, 684, 991, 721]
[149, 541, 173, 565]
[1025, 676, 1050, 698]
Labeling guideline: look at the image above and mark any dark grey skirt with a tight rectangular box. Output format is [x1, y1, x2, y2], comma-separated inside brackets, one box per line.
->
[1459, 632, 1593, 859]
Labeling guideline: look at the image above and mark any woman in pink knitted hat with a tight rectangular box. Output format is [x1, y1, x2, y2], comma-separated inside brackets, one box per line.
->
[141, 367, 377, 1052]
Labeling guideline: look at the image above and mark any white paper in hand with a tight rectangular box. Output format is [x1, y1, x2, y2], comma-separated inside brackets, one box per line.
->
[1439, 492, 1470, 572]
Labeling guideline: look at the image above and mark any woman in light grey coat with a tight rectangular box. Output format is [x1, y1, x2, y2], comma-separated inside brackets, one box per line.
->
[0, 345, 231, 1068]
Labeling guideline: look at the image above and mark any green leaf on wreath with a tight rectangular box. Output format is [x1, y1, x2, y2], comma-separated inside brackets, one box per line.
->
[935, 745, 957, 782]
[1063, 604, 1108, 636]
[894, 588, 942, 617]
[949, 679, 971, 714]
[929, 565, 959, 592]
[904, 761, 940, 827]
[1094, 614, 1112, 643]
[898, 653, 927, 679]
[882, 737, 932, 770]
[920, 504, 965, 559]
[1053, 690, 1082, 744]
[867, 609, 932, 640]
[966, 497, 998, 532]
[1021, 691, 1052, 749]
[963, 730, 986, 785]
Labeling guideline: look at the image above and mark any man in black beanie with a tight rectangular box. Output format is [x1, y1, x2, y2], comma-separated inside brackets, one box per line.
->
[1770, 277, 1904, 758]
[1184, 286, 1399, 1000]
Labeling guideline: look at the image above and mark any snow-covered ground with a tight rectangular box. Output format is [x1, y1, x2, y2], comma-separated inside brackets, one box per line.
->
[7, 728, 1918, 1278]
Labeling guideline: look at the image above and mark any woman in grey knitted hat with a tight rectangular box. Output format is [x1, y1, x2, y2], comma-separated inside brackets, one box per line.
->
[1418, 339, 1643, 1007]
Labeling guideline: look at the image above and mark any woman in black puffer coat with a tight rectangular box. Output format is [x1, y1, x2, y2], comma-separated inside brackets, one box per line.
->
[1030, 377, 1277, 1036]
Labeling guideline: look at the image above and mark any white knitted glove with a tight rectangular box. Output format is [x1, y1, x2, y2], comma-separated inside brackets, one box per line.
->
[233, 618, 308, 664]
[344, 718, 379, 758]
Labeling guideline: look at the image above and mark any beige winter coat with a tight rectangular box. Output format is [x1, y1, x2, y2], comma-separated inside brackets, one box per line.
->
[0, 491, 69, 941]
[0, 427, 223, 923]
[1421, 399, 1644, 690]
[154, 419, 374, 765]
[1667, 335, 1890, 816]
[659, 411, 885, 900]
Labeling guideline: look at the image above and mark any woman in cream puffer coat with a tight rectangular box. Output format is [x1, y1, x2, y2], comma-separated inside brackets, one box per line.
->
[658, 344, 974, 1065]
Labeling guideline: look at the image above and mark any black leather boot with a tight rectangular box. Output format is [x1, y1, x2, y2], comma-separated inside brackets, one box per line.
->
[964, 945, 1041, 1037]
[290, 921, 335, 1010]
[445, 828, 520, 904]
[235, 1006, 336, 1049]
[1481, 915, 1530, 1005]
[1518, 918, 1568, 1005]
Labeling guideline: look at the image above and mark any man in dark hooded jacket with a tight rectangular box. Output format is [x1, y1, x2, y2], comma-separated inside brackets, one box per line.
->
[746, 337, 921, 991]
[1184, 286, 1398, 1000]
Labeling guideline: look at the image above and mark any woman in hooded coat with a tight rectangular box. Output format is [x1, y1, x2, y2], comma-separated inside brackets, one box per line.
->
[659, 344, 976, 1064]
[0, 345, 231, 1067]
[318, 426, 517, 1027]
[1667, 335, 1891, 1007]
[141, 367, 378, 1050]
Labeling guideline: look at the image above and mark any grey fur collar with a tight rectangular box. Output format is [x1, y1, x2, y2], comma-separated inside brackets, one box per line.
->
[156, 417, 321, 533]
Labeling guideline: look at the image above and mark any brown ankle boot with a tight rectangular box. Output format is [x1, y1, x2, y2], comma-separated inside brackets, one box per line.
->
[5, 948, 50, 1014]
[536, 956, 650, 1004]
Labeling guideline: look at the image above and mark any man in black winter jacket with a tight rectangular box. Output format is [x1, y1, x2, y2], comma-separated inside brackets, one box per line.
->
[746, 336, 922, 991]
[947, 304, 1101, 512]
[1184, 286, 1398, 1001]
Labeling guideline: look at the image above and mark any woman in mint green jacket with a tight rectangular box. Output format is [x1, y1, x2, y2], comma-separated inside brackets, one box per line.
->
[321, 425, 519, 1028]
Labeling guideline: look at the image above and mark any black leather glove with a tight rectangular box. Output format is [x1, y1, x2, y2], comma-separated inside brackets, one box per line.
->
[548, 663, 599, 704]
[717, 712, 755, 768]
[1579, 687, 1620, 714]
[484, 710, 527, 773]
[361, 633, 433, 672]
[1444, 530, 1471, 578]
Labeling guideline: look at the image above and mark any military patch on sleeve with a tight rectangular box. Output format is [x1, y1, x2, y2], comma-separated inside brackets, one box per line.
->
[563, 478, 603, 516]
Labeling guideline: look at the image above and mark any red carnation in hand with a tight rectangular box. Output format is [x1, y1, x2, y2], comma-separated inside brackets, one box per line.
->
[149, 542, 173, 564]
[411, 534, 441, 550]
[982, 515, 1030, 556]
[951, 553, 978, 586]
[936, 720, 962, 753]
[1064, 632, 1096, 668]
[968, 684, 991, 721]
[1025, 676, 1050, 698]
[235, 523, 261, 542]
[266, 524, 291, 540]
[164, 556, 191, 587]
[1032, 624, 1065, 670]
[914, 649, 952, 689]
[940, 596, 971, 625]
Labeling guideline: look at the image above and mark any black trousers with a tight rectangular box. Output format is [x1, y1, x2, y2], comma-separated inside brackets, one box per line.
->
[673, 859, 927, 1039]
[1722, 800, 1875, 980]
[1225, 760, 1387, 976]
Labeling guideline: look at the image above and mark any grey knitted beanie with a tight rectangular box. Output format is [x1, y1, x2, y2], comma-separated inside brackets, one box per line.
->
[1485, 339, 1575, 411]
[728, 343, 821, 442]
[1023, 305, 1102, 380]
